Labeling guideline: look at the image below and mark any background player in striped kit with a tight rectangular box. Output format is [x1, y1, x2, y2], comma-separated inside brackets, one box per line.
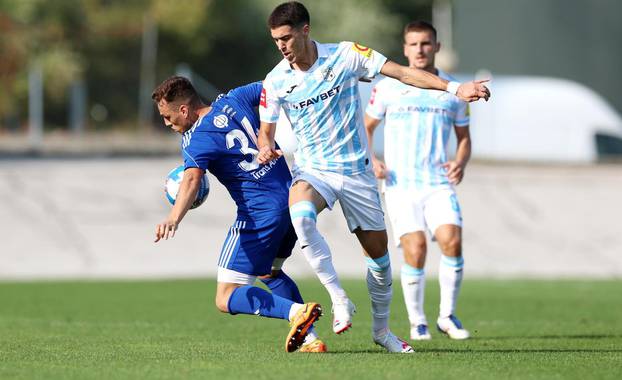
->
[152, 76, 325, 353]
[257, 2, 489, 352]
[365, 21, 472, 341]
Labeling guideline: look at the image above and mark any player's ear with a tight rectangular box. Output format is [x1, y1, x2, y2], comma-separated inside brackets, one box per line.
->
[179, 104, 189, 118]
[435, 41, 441, 53]
[302, 24, 310, 37]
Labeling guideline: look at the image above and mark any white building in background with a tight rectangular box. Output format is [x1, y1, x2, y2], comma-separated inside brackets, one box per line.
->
[276, 75, 622, 164]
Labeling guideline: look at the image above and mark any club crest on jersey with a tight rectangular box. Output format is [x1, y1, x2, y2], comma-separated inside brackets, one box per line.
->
[213, 114, 229, 128]
[352, 43, 372, 58]
[321, 66, 335, 81]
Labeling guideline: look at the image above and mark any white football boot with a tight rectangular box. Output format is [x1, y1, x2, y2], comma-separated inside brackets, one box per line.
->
[410, 324, 432, 341]
[332, 298, 356, 334]
[373, 328, 415, 353]
[436, 315, 470, 340]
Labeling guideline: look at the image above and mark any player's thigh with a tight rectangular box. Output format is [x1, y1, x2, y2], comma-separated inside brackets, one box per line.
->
[289, 168, 336, 212]
[384, 188, 427, 248]
[217, 212, 293, 277]
[423, 188, 463, 244]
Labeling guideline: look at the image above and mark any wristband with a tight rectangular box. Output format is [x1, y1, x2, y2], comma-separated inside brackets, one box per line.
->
[447, 81, 461, 95]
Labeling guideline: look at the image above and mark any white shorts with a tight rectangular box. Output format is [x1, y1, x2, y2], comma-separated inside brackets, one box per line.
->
[291, 166, 386, 232]
[217, 267, 256, 285]
[384, 187, 462, 246]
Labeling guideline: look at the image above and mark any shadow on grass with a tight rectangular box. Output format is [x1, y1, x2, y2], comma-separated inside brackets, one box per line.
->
[477, 334, 622, 340]
[419, 348, 622, 354]
[318, 348, 622, 354]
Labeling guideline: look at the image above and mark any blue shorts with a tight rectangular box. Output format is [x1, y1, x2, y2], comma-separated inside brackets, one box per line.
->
[217, 210, 297, 276]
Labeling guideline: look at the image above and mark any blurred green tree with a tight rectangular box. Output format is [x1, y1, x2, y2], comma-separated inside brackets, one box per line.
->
[0, 0, 431, 132]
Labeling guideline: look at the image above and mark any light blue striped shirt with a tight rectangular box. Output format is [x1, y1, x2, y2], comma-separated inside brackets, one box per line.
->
[365, 70, 470, 191]
[260, 41, 387, 175]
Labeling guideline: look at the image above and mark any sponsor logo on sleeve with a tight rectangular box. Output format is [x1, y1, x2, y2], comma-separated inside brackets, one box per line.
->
[465, 103, 470, 117]
[260, 88, 267, 108]
[213, 114, 229, 128]
[369, 87, 377, 105]
[352, 43, 373, 58]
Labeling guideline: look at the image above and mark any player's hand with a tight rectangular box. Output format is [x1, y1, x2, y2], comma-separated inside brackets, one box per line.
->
[442, 161, 466, 185]
[257, 145, 283, 164]
[154, 220, 178, 243]
[456, 80, 490, 102]
[371, 157, 388, 179]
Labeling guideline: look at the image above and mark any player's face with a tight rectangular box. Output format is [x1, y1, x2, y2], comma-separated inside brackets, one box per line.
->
[403, 30, 440, 71]
[157, 99, 192, 134]
[270, 24, 309, 64]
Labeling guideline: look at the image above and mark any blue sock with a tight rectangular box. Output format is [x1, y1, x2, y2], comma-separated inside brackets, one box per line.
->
[260, 271, 304, 304]
[227, 285, 294, 320]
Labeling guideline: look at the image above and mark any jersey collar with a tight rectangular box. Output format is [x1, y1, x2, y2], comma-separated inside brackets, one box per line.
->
[277, 40, 326, 73]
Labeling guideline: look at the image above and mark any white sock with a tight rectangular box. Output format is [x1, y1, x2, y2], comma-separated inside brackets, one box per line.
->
[304, 328, 318, 344]
[366, 254, 392, 335]
[288, 303, 304, 321]
[438, 255, 464, 318]
[300, 241, 347, 303]
[291, 201, 347, 304]
[400, 264, 427, 326]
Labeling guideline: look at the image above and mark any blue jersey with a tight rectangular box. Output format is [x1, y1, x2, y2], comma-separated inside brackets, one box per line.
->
[182, 82, 292, 220]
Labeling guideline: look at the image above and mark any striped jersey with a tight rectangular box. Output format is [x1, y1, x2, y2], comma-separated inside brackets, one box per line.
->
[182, 82, 292, 219]
[260, 41, 387, 175]
[365, 70, 469, 191]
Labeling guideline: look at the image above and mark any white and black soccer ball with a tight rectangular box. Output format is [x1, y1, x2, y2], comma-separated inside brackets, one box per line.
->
[164, 165, 209, 209]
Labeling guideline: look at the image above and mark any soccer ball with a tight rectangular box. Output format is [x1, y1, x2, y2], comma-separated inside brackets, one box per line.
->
[164, 165, 209, 209]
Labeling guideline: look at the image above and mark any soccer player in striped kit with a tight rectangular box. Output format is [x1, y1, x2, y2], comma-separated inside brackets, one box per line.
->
[257, 2, 489, 352]
[365, 21, 472, 341]
[152, 76, 325, 353]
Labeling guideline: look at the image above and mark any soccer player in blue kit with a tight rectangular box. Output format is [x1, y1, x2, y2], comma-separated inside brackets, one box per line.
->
[152, 76, 325, 353]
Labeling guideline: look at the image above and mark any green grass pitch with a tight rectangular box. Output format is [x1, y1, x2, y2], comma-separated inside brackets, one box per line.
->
[1, 279, 621, 379]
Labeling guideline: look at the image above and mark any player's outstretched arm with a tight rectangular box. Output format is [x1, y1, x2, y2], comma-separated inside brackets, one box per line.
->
[364, 114, 387, 179]
[257, 121, 282, 164]
[154, 167, 203, 243]
[380, 61, 490, 102]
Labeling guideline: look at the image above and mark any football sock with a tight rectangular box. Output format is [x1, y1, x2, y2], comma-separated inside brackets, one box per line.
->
[366, 253, 392, 334]
[401, 264, 427, 326]
[290, 201, 347, 303]
[439, 255, 464, 318]
[227, 285, 294, 320]
[260, 271, 304, 304]
[261, 271, 319, 339]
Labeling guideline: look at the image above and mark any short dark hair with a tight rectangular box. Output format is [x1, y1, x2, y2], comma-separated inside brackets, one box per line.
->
[268, 1, 310, 29]
[403, 20, 437, 42]
[151, 76, 200, 105]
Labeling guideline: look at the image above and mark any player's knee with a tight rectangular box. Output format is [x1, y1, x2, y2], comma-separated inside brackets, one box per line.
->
[290, 201, 319, 246]
[439, 236, 462, 257]
[401, 234, 427, 257]
[214, 293, 231, 313]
